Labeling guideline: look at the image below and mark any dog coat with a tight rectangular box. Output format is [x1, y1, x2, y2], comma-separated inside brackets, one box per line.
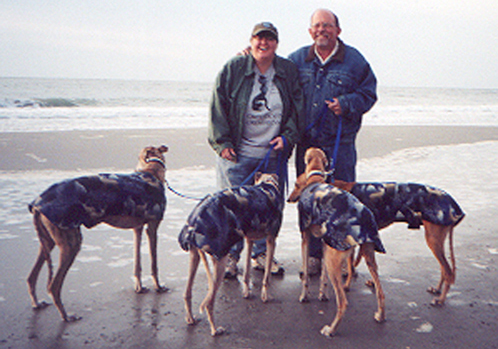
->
[178, 180, 283, 260]
[298, 182, 385, 253]
[29, 172, 166, 229]
[348, 182, 465, 229]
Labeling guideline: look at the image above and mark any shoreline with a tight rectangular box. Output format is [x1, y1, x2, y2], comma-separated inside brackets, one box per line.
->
[1, 125, 497, 172]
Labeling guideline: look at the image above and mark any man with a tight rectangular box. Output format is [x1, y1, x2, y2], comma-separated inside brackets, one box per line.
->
[289, 9, 377, 273]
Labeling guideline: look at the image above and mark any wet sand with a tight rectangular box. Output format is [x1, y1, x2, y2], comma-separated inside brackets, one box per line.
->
[0, 126, 497, 349]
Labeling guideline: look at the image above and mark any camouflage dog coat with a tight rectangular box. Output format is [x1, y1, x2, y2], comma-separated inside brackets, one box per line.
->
[29, 172, 166, 229]
[298, 182, 385, 253]
[348, 182, 465, 229]
[178, 180, 283, 260]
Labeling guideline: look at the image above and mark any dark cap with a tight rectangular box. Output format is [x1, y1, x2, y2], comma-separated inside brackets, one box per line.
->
[251, 22, 278, 41]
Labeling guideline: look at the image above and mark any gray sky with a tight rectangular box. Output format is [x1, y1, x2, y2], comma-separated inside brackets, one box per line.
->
[1, 0, 497, 88]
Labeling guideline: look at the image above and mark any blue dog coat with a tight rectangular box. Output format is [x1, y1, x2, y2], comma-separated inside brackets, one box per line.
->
[29, 172, 166, 229]
[348, 182, 465, 229]
[178, 180, 283, 260]
[298, 182, 385, 253]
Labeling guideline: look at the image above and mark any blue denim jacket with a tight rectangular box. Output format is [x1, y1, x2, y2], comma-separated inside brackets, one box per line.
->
[289, 39, 377, 145]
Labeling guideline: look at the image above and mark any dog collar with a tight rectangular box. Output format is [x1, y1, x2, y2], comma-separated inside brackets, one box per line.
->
[146, 157, 166, 168]
[306, 170, 326, 179]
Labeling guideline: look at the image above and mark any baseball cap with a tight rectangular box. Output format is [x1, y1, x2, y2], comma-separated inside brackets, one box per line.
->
[251, 22, 278, 41]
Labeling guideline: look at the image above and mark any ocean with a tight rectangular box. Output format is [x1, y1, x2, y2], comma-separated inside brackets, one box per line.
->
[1, 78, 498, 343]
[1, 77, 497, 132]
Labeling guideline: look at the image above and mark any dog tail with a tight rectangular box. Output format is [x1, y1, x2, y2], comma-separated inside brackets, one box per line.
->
[32, 210, 55, 284]
[353, 246, 363, 268]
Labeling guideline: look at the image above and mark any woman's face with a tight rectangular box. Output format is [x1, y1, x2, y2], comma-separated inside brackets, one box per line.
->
[250, 33, 278, 62]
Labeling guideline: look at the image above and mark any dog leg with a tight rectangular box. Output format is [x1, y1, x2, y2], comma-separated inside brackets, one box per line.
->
[27, 246, 53, 309]
[318, 244, 329, 302]
[361, 243, 386, 323]
[424, 222, 454, 306]
[184, 248, 201, 326]
[199, 255, 227, 336]
[318, 261, 330, 301]
[261, 237, 275, 303]
[27, 212, 55, 309]
[343, 249, 356, 291]
[242, 238, 253, 299]
[299, 231, 311, 303]
[48, 227, 83, 322]
[320, 246, 349, 337]
[145, 222, 168, 293]
[133, 226, 147, 293]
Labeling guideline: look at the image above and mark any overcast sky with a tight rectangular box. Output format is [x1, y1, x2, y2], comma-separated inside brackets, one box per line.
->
[1, 0, 497, 88]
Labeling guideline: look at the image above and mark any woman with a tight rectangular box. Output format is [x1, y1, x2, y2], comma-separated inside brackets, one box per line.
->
[208, 22, 304, 278]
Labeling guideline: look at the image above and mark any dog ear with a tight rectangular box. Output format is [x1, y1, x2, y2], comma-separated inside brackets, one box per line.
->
[322, 153, 329, 168]
[304, 149, 311, 165]
[158, 145, 168, 153]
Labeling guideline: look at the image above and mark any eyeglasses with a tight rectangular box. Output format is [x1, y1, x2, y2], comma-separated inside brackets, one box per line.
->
[311, 22, 336, 30]
[252, 75, 271, 111]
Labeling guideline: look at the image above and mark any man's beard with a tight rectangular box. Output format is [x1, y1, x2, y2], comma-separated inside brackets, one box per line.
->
[315, 36, 330, 47]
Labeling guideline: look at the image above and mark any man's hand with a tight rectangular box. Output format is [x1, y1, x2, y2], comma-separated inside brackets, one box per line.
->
[325, 98, 342, 116]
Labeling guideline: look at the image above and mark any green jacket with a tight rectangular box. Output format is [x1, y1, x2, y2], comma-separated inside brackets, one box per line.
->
[208, 54, 304, 159]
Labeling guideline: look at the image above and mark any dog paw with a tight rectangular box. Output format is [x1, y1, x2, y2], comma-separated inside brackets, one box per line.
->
[430, 298, 445, 307]
[320, 325, 336, 337]
[211, 326, 226, 336]
[318, 293, 329, 302]
[374, 311, 386, 323]
[427, 286, 441, 295]
[135, 286, 150, 294]
[242, 284, 251, 299]
[186, 316, 199, 326]
[33, 301, 51, 310]
[365, 279, 375, 288]
[155, 285, 169, 294]
[64, 314, 82, 322]
[261, 290, 272, 303]
[299, 294, 309, 303]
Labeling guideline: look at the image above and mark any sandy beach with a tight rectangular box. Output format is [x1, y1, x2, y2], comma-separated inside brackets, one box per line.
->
[0, 125, 497, 349]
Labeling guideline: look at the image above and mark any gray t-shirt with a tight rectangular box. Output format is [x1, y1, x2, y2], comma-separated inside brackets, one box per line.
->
[239, 65, 283, 159]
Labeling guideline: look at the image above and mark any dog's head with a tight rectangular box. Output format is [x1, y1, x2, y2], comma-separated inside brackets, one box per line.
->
[137, 145, 168, 181]
[254, 172, 279, 190]
[287, 147, 328, 203]
[304, 147, 328, 174]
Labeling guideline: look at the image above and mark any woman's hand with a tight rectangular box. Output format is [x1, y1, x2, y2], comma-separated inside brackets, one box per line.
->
[221, 147, 237, 162]
[269, 136, 285, 151]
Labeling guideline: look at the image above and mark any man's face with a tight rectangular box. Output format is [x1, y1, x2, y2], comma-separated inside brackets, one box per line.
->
[309, 11, 341, 50]
[250, 33, 278, 61]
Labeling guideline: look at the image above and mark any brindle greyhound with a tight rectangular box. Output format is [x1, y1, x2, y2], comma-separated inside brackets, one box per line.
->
[179, 173, 283, 336]
[291, 147, 465, 306]
[288, 148, 386, 337]
[27, 145, 169, 322]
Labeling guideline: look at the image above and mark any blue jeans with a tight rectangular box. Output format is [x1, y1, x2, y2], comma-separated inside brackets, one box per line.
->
[216, 153, 286, 261]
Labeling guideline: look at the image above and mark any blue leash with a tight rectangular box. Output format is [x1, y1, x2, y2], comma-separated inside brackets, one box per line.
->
[165, 178, 205, 201]
[166, 137, 289, 200]
[306, 102, 342, 174]
[240, 136, 288, 188]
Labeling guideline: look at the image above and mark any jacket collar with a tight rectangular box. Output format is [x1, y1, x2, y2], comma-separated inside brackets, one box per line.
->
[245, 54, 287, 79]
[305, 38, 345, 64]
